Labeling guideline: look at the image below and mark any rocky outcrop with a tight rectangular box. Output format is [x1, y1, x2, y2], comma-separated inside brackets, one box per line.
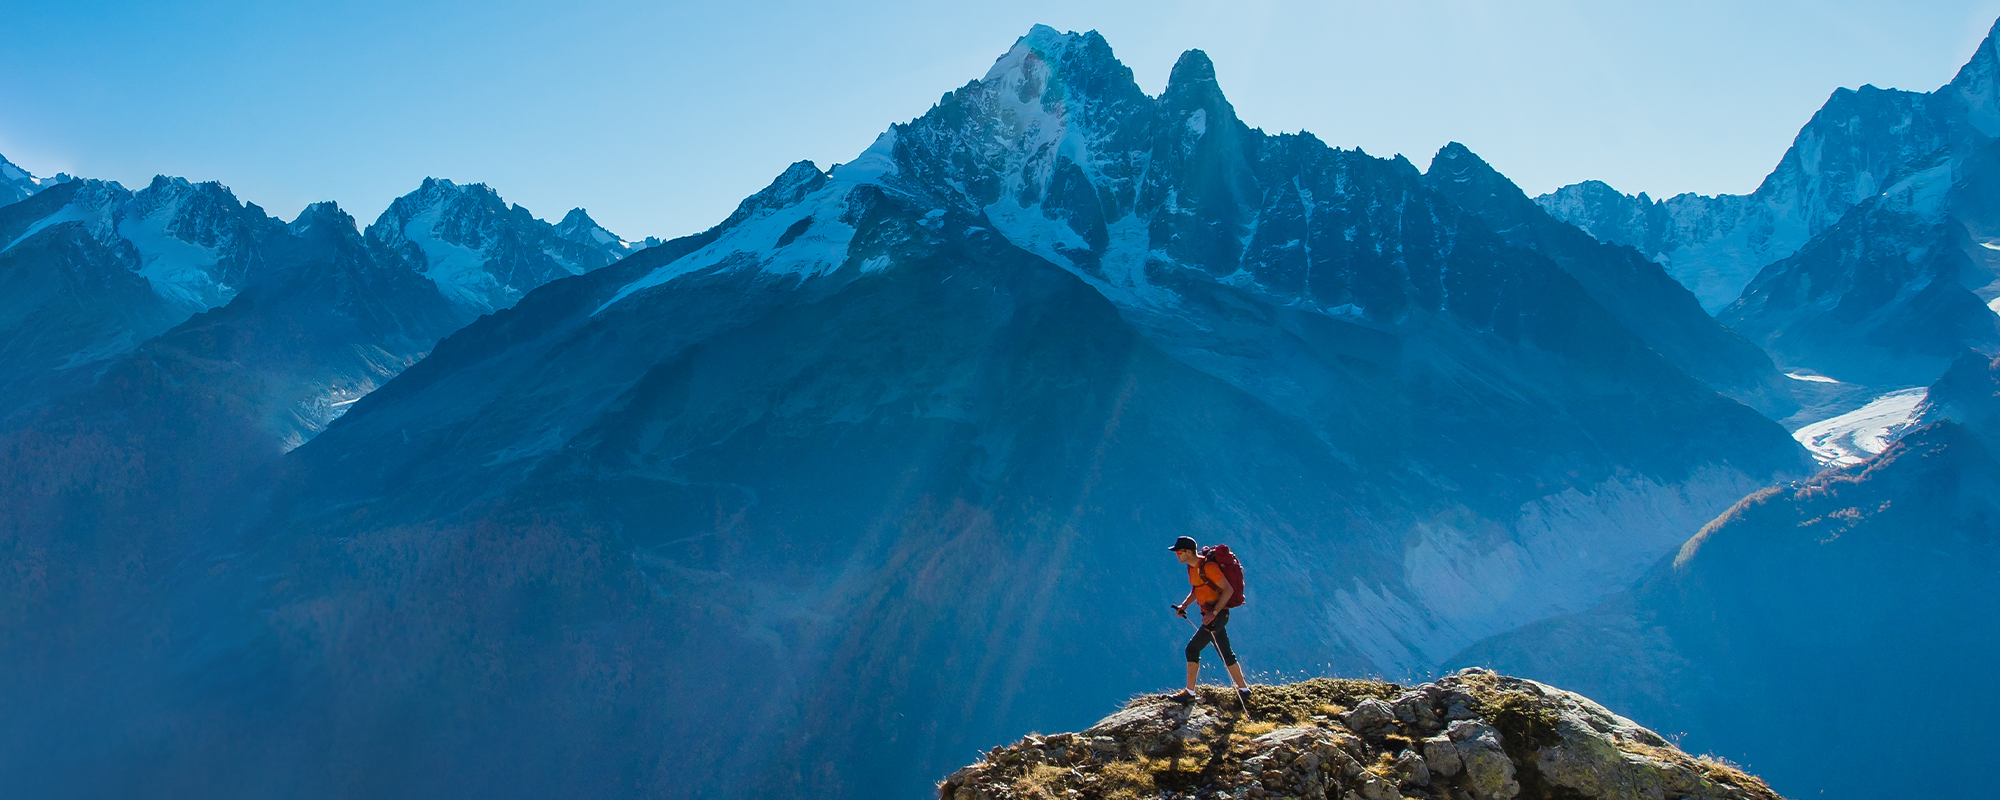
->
[939, 670, 1782, 800]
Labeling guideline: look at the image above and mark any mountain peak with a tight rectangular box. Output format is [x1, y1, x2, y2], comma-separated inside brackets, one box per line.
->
[1167, 48, 1217, 89]
[0, 151, 72, 206]
[288, 201, 356, 237]
[1949, 16, 2000, 136]
[1011, 24, 1105, 60]
[712, 160, 828, 232]
[982, 25, 1133, 102]
[1428, 141, 1488, 171]
[1424, 142, 1523, 201]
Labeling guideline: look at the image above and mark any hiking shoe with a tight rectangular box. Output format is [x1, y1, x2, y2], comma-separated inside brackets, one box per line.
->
[1236, 687, 1252, 705]
[1168, 689, 1197, 703]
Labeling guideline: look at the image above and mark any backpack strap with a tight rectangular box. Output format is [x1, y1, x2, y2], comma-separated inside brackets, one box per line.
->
[1194, 558, 1223, 593]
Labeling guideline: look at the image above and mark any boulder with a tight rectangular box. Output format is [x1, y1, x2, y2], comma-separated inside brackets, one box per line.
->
[1396, 749, 1432, 787]
[1345, 698, 1397, 731]
[1424, 735, 1464, 777]
[1447, 721, 1519, 800]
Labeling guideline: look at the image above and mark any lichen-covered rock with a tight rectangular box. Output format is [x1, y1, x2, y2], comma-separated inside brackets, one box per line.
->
[937, 672, 1787, 800]
[1345, 697, 1397, 731]
[1397, 749, 1432, 786]
[1424, 734, 1465, 777]
[1395, 683, 1445, 732]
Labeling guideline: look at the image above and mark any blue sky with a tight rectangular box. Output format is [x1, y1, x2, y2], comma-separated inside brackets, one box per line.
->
[3, 0, 1998, 240]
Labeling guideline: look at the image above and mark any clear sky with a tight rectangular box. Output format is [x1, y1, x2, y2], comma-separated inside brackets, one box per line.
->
[3, 0, 1998, 241]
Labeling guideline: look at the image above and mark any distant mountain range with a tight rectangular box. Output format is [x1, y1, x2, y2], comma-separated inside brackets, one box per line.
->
[0, 165, 640, 430]
[0, 151, 69, 206]
[1541, 22, 2000, 386]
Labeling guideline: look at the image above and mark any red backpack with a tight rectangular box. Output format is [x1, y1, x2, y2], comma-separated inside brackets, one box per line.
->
[1198, 544, 1247, 609]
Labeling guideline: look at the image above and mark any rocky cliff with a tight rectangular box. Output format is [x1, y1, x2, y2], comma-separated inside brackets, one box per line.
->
[940, 669, 1781, 800]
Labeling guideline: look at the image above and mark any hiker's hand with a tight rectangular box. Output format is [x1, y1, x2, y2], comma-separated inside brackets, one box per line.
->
[1201, 610, 1215, 625]
[1173, 604, 1187, 619]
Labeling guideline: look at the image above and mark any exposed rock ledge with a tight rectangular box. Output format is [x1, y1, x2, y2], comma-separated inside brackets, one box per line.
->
[939, 668, 1781, 800]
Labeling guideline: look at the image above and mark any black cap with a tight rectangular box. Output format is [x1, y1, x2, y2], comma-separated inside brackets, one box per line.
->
[1169, 536, 1198, 552]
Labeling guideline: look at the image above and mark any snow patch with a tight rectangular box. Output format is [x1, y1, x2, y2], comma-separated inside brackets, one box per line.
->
[1784, 371, 1842, 384]
[1791, 387, 1927, 466]
[403, 205, 499, 312]
[119, 205, 224, 309]
[1, 203, 99, 254]
[596, 186, 859, 314]
[983, 199, 1087, 267]
[833, 129, 901, 185]
[1880, 161, 1952, 217]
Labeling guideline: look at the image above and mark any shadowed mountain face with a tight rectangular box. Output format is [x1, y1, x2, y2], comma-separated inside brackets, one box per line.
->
[1451, 350, 2000, 800]
[1421, 144, 1795, 418]
[0, 27, 1815, 800]
[0, 177, 285, 414]
[0, 202, 462, 715]
[0, 188, 645, 800]
[1718, 158, 2000, 385]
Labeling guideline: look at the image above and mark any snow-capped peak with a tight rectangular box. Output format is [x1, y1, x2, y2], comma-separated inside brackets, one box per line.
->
[553, 207, 637, 256]
[0, 152, 73, 207]
[368, 178, 633, 315]
[288, 201, 359, 238]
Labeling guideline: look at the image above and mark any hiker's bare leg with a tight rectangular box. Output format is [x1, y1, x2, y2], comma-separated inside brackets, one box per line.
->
[1226, 662, 1248, 688]
[1185, 661, 1200, 690]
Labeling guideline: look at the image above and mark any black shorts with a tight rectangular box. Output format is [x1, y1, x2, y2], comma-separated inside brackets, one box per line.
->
[1185, 608, 1236, 666]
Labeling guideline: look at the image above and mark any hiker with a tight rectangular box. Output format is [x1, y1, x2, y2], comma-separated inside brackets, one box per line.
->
[1168, 535, 1250, 706]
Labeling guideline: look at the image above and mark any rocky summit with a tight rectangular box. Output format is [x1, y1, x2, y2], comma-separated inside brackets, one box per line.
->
[940, 670, 1781, 800]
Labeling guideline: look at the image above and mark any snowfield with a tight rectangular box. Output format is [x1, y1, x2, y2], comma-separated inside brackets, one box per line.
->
[1791, 387, 1928, 466]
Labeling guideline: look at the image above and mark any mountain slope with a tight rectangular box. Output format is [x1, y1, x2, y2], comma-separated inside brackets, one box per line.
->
[1718, 156, 2000, 385]
[1450, 350, 2000, 800]
[10, 28, 1820, 800]
[0, 187, 647, 800]
[1422, 143, 1795, 417]
[0, 177, 284, 414]
[0, 200, 461, 682]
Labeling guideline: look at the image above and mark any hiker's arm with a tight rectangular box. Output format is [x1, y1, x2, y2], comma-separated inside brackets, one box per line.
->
[1175, 590, 1196, 613]
[1204, 571, 1233, 623]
